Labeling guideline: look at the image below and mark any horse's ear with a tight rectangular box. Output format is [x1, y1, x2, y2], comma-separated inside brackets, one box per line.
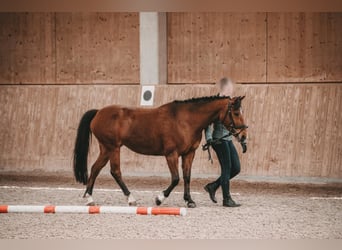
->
[240, 96, 245, 101]
[233, 96, 241, 109]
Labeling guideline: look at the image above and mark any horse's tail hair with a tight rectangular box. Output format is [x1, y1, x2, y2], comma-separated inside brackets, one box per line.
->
[73, 109, 98, 185]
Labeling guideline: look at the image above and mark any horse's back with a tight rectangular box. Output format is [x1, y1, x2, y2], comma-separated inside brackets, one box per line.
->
[90, 104, 167, 147]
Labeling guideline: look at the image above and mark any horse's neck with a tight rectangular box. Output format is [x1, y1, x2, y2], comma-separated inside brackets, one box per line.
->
[186, 100, 226, 131]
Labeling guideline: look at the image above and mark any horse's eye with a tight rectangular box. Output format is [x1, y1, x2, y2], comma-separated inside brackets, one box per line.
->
[234, 112, 240, 116]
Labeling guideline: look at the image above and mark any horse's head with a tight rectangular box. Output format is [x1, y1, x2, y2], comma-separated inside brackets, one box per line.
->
[220, 96, 248, 147]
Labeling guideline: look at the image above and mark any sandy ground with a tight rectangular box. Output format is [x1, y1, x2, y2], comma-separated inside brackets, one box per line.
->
[0, 174, 341, 239]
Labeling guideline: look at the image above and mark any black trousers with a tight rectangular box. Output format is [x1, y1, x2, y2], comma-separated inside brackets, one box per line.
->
[211, 140, 241, 199]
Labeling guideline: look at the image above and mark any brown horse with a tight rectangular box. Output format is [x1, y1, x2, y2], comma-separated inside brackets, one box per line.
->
[73, 95, 248, 208]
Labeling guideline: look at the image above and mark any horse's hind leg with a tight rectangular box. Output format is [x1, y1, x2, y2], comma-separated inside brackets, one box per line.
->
[110, 147, 136, 206]
[83, 145, 109, 205]
[155, 151, 180, 206]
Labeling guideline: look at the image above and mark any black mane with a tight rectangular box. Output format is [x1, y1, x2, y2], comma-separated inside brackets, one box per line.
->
[174, 95, 231, 104]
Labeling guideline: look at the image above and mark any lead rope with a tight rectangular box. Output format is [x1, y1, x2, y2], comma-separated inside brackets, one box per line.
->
[202, 143, 213, 164]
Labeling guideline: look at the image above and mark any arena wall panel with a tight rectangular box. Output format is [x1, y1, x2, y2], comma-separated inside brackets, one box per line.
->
[0, 13, 56, 84]
[167, 12, 342, 84]
[0, 12, 139, 84]
[55, 13, 139, 84]
[167, 13, 267, 84]
[267, 13, 342, 82]
[0, 84, 341, 179]
[2, 13, 341, 85]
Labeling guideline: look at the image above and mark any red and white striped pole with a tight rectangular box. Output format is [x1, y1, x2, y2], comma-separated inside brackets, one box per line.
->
[0, 205, 186, 216]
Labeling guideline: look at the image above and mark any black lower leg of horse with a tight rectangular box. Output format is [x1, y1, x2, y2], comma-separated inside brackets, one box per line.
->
[182, 150, 196, 207]
[110, 171, 130, 196]
[110, 148, 130, 196]
[83, 151, 109, 197]
[163, 175, 180, 197]
[183, 176, 192, 202]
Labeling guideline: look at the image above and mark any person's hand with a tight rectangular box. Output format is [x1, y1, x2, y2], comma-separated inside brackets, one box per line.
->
[241, 141, 247, 153]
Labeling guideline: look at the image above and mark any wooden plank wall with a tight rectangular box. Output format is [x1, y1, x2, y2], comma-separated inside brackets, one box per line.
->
[0, 12, 341, 179]
[2, 13, 340, 84]
[267, 13, 342, 82]
[235, 84, 342, 178]
[0, 13, 139, 84]
[0, 13, 56, 83]
[56, 13, 139, 83]
[168, 12, 342, 84]
[167, 13, 267, 84]
[0, 84, 341, 178]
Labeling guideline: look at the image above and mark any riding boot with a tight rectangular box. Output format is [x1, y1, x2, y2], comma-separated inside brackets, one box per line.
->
[223, 195, 241, 207]
[204, 182, 219, 203]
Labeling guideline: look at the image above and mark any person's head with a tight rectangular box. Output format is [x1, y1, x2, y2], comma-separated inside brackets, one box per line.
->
[218, 77, 235, 97]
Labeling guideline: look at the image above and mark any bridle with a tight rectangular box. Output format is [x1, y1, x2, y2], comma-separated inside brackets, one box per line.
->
[222, 101, 248, 138]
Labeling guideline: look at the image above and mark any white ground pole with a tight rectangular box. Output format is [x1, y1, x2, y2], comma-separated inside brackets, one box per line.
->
[139, 12, 167, 85]
[0, 205, 186, 216]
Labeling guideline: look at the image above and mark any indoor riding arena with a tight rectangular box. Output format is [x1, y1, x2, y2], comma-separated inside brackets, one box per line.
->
[0, 12, 341, 239]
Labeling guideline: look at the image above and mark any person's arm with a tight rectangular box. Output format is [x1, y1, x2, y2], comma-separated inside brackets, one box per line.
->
[205, 124, 213, 143]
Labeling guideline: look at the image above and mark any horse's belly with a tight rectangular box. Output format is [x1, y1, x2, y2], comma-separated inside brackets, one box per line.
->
[123, 140, 164, 156]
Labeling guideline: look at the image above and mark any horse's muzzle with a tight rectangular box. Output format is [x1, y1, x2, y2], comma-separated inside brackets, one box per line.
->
[239, 132, 247, 153]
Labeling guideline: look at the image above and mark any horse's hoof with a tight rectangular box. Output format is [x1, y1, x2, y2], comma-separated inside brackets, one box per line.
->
[128, 201, 137, 206]
[155, 197, 162, 206]
[84, 193, 95, 206]
[155, 192, 166, 206]
[127, 194, 137, 206]
[187, 202, 196, 208]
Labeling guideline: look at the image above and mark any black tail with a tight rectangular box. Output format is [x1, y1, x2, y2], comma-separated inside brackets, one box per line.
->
[73, 109, 98, 184]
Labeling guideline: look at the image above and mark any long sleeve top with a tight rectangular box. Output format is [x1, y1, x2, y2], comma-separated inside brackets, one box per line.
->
[205, 120, 233, 142]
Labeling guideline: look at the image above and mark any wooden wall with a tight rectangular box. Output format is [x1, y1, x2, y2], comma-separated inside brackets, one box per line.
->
[0, 12, 341, 180]
[0, 13, 56, 83]
[236, 84, 342, 178]
[167, 13, 267, 83]
[56, 13, 139, 83]
[0, 84, 341, 178]
[167, 12, 342, 84]
[267, 13, 342, 82]
[0, 13, 139, 84]
[2, 13, 341, 84]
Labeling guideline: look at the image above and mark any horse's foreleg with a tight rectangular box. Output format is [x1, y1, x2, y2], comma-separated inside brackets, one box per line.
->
[110, 147, 136, 206]
[83, 146, 109, 205]
[155, 151, 179, 206]
[181, 150, 196, 208]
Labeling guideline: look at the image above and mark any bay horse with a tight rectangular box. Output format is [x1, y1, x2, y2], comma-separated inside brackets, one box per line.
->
[73, 95, 248, 208]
